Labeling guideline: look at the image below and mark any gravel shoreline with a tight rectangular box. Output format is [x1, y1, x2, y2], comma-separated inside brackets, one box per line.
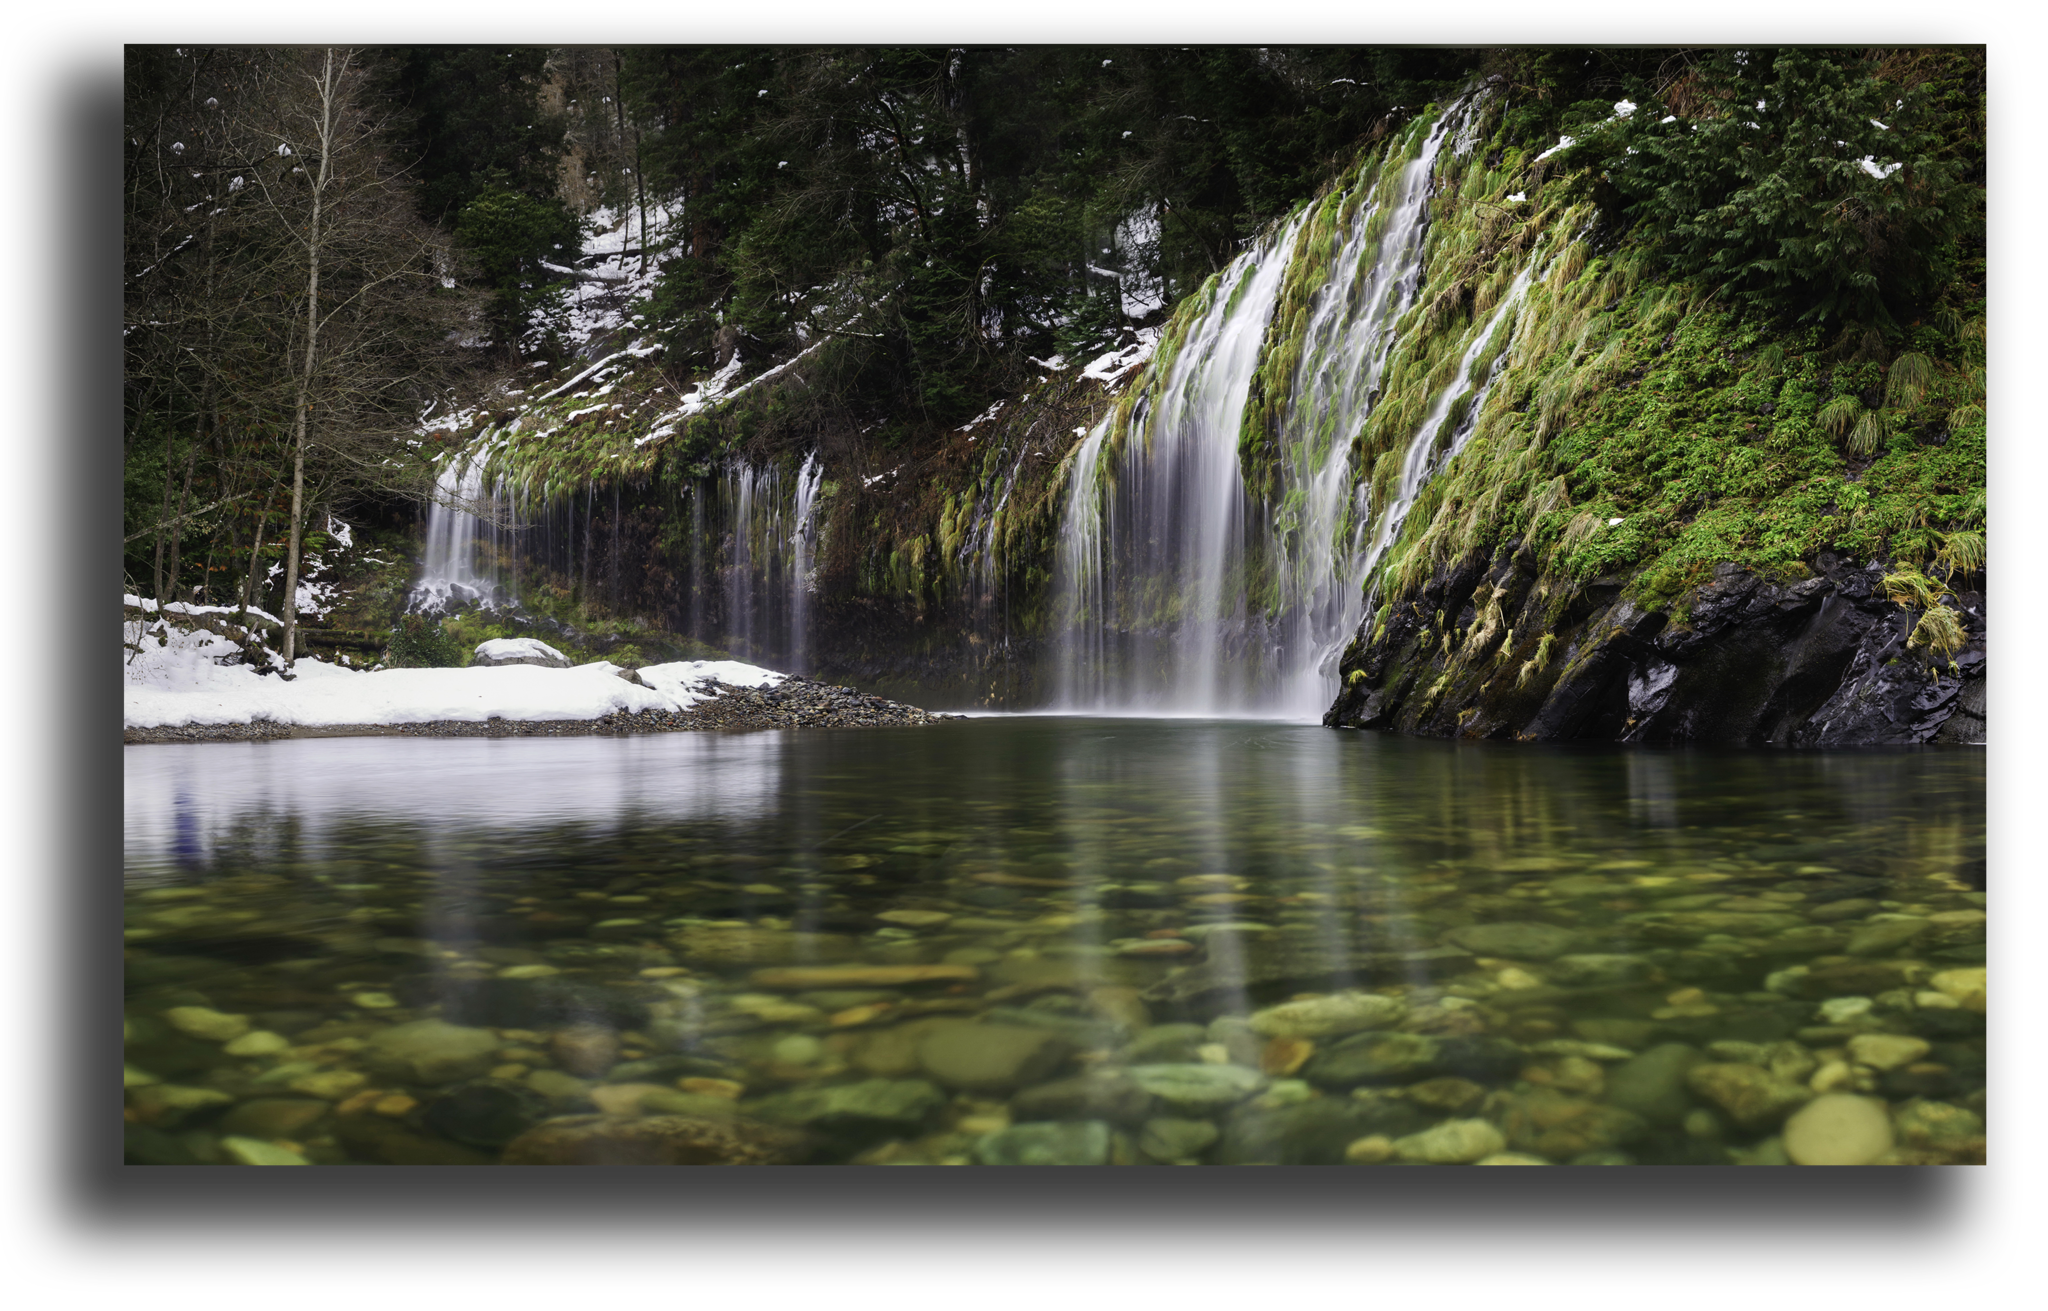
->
[124, 675, 964, 745]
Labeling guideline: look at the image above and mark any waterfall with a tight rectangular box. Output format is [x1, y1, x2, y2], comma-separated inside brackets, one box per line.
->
[1353, 259, 1542, 590]
[410, 448, 514, 613]
[1052, 95, 1532, 718]
[789, 453, 824, 675]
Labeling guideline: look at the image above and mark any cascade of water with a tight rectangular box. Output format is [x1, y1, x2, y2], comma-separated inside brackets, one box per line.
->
[727, 466, 762, 662]
[1267, 105, 1471, 713]
[1352, 257, 1543, 590]
[410, 448, 514, 613]
[1052, 423, 1111, 705]
[789, 453, 824, 675]
[1053, 97, 1504, 717]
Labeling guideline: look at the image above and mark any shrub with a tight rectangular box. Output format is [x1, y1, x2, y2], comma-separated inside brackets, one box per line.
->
[385, 613, 468, 668]
[1558, 48, 1976, 333]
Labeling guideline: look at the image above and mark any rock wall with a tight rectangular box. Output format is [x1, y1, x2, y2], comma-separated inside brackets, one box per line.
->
[1325, 549, 1985, 746]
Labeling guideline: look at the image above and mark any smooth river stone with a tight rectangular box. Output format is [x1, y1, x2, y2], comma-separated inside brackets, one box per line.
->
[750, 964, 979, 989]
[500, 1113, 807, 1165]
[1783, 1094, 1893, 1165]
[915, 1023, 1072, 1093]
[1124, 1063, 1266, 1113]
[360, 1019, 501, 1085]
[163, 1006, 252, 1043]
[1445, 922, 1582, 961]
[1846, 1033, 1932, 1071]
[1928, 967, 1986, 1013]
[1247, 991, 1406, 1039]
[1392, 1118, 1506, 1164]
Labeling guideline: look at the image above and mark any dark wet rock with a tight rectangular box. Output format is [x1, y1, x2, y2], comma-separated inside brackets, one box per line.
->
[973, 1121, 1112, 1165]
[500, 1113, 807, 1165]
[1602, 1043, 1706, 1127]
[1445, 922, 1582, 961]
[423, 1081, 552, 1149]
[1215, 1095, 1429, 1164]
[1325, 554, 1985, 746]
[1302, 1031, 1523, 1089]
[1010, 1071, 1155, 1125]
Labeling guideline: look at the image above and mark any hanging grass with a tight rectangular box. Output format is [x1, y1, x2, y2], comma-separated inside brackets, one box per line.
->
[1886, 351, 1935, 411]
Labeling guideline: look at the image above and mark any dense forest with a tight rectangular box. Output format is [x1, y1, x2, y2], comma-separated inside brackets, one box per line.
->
[122, 44, 1986, 733]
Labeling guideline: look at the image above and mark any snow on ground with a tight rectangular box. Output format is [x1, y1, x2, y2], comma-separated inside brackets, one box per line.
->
[557, 202, 674, 352]
[124, 620, 791, 730]
[1081, 327, 1162, 385]
[636, 660, 787, 700]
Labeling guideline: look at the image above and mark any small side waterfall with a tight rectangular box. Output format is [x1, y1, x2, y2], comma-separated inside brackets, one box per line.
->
[406, 444, 829, 673]
[410, 448, 515, 613]
[789, 453, 824, 675]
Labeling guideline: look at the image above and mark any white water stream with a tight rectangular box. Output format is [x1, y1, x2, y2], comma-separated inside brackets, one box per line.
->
[410, 449, 515, 614]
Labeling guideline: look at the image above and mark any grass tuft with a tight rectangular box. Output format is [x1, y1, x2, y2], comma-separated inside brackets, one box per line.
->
[1886, 351, 1935, 411]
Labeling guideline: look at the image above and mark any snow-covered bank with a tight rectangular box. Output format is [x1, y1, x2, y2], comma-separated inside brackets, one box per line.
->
[123, 621, 787, 731]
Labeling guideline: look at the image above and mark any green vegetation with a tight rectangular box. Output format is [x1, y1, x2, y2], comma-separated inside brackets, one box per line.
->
[384, 613, 468, 668]
[1556, 48, 1982, 334]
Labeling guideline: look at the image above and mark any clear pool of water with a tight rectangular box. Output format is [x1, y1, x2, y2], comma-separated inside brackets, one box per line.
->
[123, 720, 1985, 1165]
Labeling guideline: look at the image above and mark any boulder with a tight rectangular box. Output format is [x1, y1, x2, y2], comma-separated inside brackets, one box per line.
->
[472, 637, 570, 668]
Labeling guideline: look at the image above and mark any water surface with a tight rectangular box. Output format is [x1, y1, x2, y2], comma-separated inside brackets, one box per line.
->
[124, 720, 1986, 1165]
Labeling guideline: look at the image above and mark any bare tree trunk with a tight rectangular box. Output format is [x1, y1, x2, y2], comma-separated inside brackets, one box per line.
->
[239, 506, 271, 616]
[164, 434, 198, 604]
[612, 52, 650, 276]
[152, 440, 175, 601]
[281, 48, 341, 674]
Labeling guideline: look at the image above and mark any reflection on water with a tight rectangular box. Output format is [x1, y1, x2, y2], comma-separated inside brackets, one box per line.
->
[123, 721, 1985, 1166]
